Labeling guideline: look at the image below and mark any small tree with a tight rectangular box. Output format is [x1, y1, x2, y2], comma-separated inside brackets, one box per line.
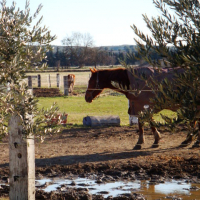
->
[0, 0, 63, 139]
[62, 32, 94, 68]
[0, 2, 65, 198]
[130, 0, 200, 142]
[89, 47, 111, 68]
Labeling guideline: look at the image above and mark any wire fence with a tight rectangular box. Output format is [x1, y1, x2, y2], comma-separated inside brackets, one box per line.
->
[25, 72, 91, 89]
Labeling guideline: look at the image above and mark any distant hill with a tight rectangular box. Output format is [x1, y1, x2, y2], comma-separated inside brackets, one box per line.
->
[100, 45, 137, 51]
[51, 45, 137, 53]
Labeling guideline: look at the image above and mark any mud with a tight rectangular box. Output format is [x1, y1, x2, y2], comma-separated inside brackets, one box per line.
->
[33, 88, 63, 97]
[0, 125, 200, 199]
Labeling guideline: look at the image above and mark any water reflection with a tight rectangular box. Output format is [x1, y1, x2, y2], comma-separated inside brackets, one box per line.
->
[155, 181, 190, 194]
[36, 177, 200, 199]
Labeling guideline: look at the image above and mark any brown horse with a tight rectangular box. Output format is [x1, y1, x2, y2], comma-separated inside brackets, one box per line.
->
[67, 74, 75, 93]
[85, 66, 200, 149]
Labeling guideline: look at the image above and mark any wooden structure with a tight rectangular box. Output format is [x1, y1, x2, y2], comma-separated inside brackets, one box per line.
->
[9, 115, 35, 200]
[28, 75, 41, 88]
[63, 76, 68, 95]
[27, 74, 75, 96]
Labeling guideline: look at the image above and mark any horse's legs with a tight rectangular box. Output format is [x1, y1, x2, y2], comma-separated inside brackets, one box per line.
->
[133, 122, 145, 150]
[151, 126, 161, 148]
[180, 134, 193, 146]
[181, 121, 196, 147]
[192, 121, 200, 147]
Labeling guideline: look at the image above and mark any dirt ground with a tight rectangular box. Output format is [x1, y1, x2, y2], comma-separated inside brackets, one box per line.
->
[0, 125, 200, 199]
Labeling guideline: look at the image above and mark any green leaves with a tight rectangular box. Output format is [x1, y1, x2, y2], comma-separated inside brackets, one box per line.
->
[132, 0, 200, 68]
[129, 0, 200, 136]
[0, 1, 59, 141]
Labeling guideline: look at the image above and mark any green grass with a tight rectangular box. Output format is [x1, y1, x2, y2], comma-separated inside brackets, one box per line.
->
[154, 109, 177, 123]
[37, 95, 176, 126]
[73, 85, 88, 94]
[37, 95, 130, 125]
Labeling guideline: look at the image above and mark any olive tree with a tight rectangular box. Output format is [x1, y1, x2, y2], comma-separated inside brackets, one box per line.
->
[129, 0, 200, 143]
[0, 0, 62, 141]
[0, 1, 66, 199]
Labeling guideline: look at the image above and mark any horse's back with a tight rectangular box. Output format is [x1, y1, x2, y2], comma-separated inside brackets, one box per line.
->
[127, 64, 184, 114]
[127, 65, 183, 89]
[127, 65, 154, 91]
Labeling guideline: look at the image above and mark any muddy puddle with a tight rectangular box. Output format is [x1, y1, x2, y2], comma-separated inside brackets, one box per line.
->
[35, 177, 200, 199]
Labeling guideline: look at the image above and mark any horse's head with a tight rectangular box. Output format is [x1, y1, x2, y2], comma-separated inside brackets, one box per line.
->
[85, 68, 104, 103]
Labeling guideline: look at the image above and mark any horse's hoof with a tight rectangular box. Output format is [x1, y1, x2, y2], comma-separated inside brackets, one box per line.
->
[192, 144, 199, 148]
[133, 144, 142, 150]
[192, 141, 200, 148]
[179, 143, 188, 148]
[180, 135, 193, 147]
[180, 140, 192, 147]
[152, 144, 159, 148]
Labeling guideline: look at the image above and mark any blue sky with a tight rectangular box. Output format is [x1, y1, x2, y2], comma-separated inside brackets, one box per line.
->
[5, 0, 161, 46]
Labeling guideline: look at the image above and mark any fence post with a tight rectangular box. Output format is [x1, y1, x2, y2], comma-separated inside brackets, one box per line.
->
[56, 73, 60, 87]
[37, 74, 41, 87]
[48, 74, 51, 88]
[28, 76, 32, 89]
[9, 114, 35, 200]
[63, 76, 68, 96]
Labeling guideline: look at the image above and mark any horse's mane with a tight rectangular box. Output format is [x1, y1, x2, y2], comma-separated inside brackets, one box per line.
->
[97, 67, 125, 72]
[97, 68, 130, 89]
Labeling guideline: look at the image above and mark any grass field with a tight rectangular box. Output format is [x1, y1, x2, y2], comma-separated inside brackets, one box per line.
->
[37, 95, 176, 126]
[26, 69, 131, 125]
[37, 94, 130, 125]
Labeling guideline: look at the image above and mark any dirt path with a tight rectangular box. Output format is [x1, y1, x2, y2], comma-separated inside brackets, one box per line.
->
[0, 125, 200, 199]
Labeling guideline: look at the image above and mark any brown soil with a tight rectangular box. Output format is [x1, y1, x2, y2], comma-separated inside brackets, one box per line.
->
[0, 125, 200, 199]
[33, 88, 63, 97]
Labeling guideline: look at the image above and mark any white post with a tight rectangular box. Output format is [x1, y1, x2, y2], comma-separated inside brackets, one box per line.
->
[48, 74, 51, 88]
[63, 76, 68, 95]
[9, 114, 35, 200]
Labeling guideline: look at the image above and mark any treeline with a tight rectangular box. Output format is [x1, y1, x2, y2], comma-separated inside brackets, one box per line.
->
[46, 45, 163, 69]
